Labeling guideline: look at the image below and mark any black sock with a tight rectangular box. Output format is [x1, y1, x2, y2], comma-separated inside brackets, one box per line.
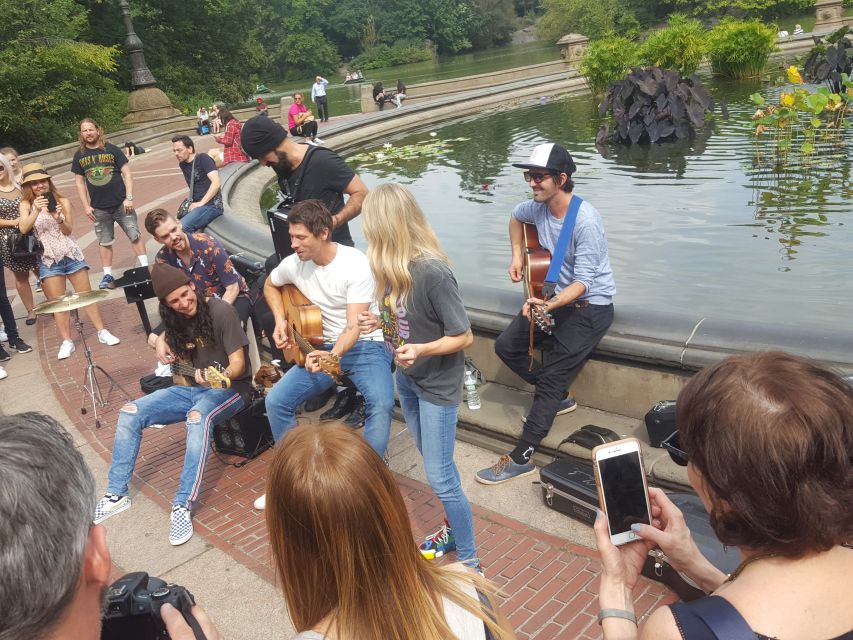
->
[509, 442, 536, 465]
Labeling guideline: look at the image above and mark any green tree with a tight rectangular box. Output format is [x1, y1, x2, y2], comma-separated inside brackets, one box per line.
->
[539, 0, 638, 41]
[670, 0, 813, 18]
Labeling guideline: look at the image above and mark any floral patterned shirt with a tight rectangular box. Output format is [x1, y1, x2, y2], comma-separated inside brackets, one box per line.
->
[155, 232, 249, 300]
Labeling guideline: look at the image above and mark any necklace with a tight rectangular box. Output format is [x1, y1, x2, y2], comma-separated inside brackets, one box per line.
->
[0, 184, 17, 193]
[725, 552, 779, 583]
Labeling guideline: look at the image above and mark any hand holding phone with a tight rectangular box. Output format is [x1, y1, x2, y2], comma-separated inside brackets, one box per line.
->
[593, 437, 651, 546]
[44, 192, 58, 213]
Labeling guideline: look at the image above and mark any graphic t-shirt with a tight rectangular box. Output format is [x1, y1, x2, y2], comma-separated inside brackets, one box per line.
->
[380, 259, 469, 406]
[70, 143, 128, 209]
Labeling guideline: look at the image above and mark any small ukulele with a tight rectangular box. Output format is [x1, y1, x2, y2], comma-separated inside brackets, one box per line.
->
[522, 223, 554, 335]
[280, 284, 344, 383]
[171, 361, 231, 389]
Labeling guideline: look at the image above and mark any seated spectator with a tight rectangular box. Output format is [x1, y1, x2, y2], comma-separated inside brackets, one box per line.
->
[196, 106, 210, 134]
[794, 23, 804, 35]
[256, 97, 269, 117]
[394, 79, 407, 108]
[212, 109, 249, 166]
[594, 351, 853, 639]
[210, 104, 222, 134]
[0, 411, 221, 640]
[287, 92, 320, 143]
[171, 135, 223, 232]
[266, 423, 517, 640]
[373, 82, 388, 110]
[778, 29, 790, 39]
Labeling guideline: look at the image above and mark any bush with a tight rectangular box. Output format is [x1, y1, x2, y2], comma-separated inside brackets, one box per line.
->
[350, 42, 434, 70]
[539, 0, 636, 41]
[580, 36, 642, 94]
[639, 15, 708, 77]
[707, 18, 777, 78]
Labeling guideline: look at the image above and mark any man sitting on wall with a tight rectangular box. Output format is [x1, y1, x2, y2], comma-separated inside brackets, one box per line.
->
[171, 135, 223, 232]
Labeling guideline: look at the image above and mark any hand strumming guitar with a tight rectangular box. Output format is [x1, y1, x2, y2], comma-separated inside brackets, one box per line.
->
[272, 320, 292, 351]
[508, 257, 524, 283]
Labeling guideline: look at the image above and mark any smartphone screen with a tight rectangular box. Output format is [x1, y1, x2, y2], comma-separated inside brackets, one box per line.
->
[597, 445, 650, 542]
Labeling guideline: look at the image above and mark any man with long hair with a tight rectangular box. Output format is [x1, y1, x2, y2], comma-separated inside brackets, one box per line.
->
[71, 118, 148, 289]
[476, 143, 616, 485]
[254, 199, 394, 511]
[94, 263, 250, 545]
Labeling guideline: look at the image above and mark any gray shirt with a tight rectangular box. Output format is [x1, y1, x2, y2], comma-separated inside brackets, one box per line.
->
[512, 197, 616, 305]
[380, 259, 470, 406]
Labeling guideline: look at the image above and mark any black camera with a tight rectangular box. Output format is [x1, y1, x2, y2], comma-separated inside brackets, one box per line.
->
[101, 572, 198, 640]
[266, 196, 295, 261]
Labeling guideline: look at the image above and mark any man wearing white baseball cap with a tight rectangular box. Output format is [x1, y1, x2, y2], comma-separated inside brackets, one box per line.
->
[476, 143, 615, 485]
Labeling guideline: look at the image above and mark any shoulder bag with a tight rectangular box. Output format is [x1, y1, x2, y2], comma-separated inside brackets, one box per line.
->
[4, 226, 43, 260]
[177, 156, 197, 219]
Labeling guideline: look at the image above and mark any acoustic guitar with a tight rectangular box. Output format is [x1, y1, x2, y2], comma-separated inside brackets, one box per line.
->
[280, 284, 343, 382]
[522, 223, 554, 335]
[171, 361, 231, 389]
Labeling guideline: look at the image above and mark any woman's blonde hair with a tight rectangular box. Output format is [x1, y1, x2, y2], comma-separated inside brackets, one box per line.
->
[0, 154, 15, 190]
[266, 424, 515, 640]
[361, 183, 448, 308]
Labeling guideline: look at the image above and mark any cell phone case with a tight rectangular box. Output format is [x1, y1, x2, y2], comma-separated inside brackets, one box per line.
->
[591, 437, 651, 543]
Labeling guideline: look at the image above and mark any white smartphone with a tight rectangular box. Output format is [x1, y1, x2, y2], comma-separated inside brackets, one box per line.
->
[592, 437, 652, 546]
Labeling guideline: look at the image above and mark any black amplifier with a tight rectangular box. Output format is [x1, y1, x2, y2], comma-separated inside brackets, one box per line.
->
[213, 397, 273, 458]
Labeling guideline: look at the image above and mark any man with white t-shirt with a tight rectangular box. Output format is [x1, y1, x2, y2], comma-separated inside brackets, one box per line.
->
[255, 199, 394, 510]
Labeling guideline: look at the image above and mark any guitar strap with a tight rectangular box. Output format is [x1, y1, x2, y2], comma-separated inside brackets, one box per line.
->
[541, 195, 583, 299]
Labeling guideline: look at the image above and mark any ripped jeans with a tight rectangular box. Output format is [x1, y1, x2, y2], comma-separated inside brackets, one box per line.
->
[106, 386, 244, 508]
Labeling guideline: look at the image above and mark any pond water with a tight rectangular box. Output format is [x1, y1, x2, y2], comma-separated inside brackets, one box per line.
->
[329, 78, 851, 332]
[250, 40, 559, 116]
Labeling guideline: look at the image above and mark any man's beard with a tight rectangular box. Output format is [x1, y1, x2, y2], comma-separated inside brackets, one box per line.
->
[274, 150, 292, 176]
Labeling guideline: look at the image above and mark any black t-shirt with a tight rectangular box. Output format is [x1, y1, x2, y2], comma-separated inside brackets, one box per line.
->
[70, 143, 128, 209]
[190, 298, 251, 400]
[274, 145, 355, 246]
[180, 153, 222, 206]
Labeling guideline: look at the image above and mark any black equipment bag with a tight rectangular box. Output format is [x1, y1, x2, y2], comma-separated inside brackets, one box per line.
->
[538, 457, 598, 526]
[139, 373, 174, 394]
[645, 400, 677, 447]
[212, 397, 273, 459]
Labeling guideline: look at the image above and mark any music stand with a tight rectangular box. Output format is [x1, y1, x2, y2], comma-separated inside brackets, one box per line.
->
[112, 266, 155, 334]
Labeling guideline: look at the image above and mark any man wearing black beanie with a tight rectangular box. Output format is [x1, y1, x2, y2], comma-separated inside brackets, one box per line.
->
[241, 116, 367, 248]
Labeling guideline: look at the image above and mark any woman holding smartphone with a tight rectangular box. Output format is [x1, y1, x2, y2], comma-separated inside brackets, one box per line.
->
[594, 351, 853, 639]
[357, 183, 479, 569]
[18, 163, 120, 360]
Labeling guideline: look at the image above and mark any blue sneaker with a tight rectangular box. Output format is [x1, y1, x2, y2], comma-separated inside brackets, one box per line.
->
[99, 274, 115, 289]
[419, 519, 455, 559]
[476, 454, 536, 485]
[556, 395, 578, 415]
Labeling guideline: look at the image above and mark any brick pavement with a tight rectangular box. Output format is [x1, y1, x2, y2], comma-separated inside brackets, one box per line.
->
[8, 142, 676, 638]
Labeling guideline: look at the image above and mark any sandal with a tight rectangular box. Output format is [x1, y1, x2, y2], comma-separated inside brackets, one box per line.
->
[26, 314, 37, 326]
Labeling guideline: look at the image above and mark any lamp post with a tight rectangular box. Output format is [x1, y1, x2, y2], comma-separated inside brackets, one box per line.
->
[119, 0, 180, 124]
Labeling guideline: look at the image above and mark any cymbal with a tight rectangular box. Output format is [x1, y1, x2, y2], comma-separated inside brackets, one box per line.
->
[34, 290, 109, 314]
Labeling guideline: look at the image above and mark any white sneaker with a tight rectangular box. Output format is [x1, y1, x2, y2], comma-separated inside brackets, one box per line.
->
[94, 493, 131, 524]
[169, 505, 194, 546]
[314, 137, 325, 145]
[0, 366, 7, 380]
[253, 494, 266, 510]
[0, 327, 6, 342]
[57, 340, 76, 360]
[98, 329, 120, 346]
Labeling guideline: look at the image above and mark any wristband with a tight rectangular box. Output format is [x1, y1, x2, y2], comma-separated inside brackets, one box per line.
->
[597, 609, 638, 626]
[126, 195, 134, 201]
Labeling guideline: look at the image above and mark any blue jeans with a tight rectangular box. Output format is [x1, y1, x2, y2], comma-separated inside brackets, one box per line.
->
[107, 386, 244, 508]
[181, 204, 223, 233]
[0, 260, 19, 342]
[396, 370, 478, 563]
[265, 340, 394, 455]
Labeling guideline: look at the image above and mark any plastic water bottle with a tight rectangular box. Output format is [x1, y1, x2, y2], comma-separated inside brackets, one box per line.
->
[464, 366, 481, 410]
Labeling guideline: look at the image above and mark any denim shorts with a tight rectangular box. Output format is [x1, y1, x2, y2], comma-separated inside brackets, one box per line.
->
[94, 203, 140, 246]
[40, 256, 89, 279]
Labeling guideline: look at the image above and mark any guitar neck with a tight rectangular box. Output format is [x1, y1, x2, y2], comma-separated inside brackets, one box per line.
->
[292, 326, 316, 356]
[172, 362, 198, 377]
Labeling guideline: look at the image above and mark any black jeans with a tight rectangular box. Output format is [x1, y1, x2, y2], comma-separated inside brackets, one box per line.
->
[290, 121, 318, 140]
[0, 259, 19, 342]
[495, 302, 614, 448]
[315, 95, 329, 121]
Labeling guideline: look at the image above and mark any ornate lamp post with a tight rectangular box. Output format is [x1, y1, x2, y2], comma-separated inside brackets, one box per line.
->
[119, 0, 180, 124]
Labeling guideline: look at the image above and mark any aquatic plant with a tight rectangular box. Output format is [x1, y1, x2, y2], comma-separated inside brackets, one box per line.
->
[707, 19, 778, 79]
[579, 36, 642, 95]
[347, 137, 470, 170]
[597, 67, 714, 144]
[803, 30, 852, 94]
[639, 15, 708, 77]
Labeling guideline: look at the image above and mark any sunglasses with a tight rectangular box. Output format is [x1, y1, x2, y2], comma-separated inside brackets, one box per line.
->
[523, 171, 555, 184]
[662, 431, 688, 467]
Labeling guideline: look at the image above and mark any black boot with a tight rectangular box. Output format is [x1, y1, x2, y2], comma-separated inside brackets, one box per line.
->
[304, 386, 336, 412]
[320, 387, 356, 421]
[344, 394, 366, 428]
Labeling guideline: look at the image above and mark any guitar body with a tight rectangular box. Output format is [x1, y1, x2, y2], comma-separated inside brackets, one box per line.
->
[523, 223, 551, 300]
[280, 284, 324, 367]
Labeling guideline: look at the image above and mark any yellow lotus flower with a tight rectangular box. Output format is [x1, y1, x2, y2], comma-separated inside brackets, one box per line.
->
[786, 66, 803, 84]
[780, 92, 795, 107]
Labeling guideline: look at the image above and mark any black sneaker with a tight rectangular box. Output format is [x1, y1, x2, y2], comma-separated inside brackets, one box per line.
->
[344, 394, 366, 428]
[0, 346, 9, 362]
[8, 337, 32, 354]
[320, 387, 356, 421]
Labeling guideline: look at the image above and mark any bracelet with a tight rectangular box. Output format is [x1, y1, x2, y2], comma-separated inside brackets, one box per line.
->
[597, 609, 638, 626]
[126, 195, 134, 201]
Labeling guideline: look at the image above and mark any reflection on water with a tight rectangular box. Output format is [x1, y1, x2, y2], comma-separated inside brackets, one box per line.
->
[337, 78, 852, 331]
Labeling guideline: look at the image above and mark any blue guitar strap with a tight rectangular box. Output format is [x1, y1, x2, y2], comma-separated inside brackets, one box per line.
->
[541, 195, 583, 298]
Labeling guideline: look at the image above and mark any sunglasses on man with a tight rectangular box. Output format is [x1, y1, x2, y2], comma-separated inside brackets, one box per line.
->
[661, 430, 688, 467]
[523, 171, 556, 184]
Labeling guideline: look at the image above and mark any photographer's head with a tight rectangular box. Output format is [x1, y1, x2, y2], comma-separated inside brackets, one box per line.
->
[0, 412, 111, 640]
[676, 351, 853, 557]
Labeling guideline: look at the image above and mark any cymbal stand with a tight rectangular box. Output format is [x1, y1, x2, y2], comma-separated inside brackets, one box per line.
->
[73, 309, 131, 429]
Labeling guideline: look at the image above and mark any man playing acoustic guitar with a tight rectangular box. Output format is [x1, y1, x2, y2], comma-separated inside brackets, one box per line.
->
[255, 199, 394, 510]
[94, 263, 250, 546]
[476, 143, 616, 485]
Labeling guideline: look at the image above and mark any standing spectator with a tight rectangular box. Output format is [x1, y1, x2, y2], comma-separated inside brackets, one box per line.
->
[18, 163, 120, 360]
[71, 118, 148, 289]
[287, 93, 320, 143]
[311, 75, 330, 122]
[210, 104, 222, 134]
[256, 97, 269, 117]
[0, 154, 38, 325]
[196, 106, 210, 134]
[171, 135, 223, 232]
[0, 146, 23, 184]
[212, 110, 249, 166]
